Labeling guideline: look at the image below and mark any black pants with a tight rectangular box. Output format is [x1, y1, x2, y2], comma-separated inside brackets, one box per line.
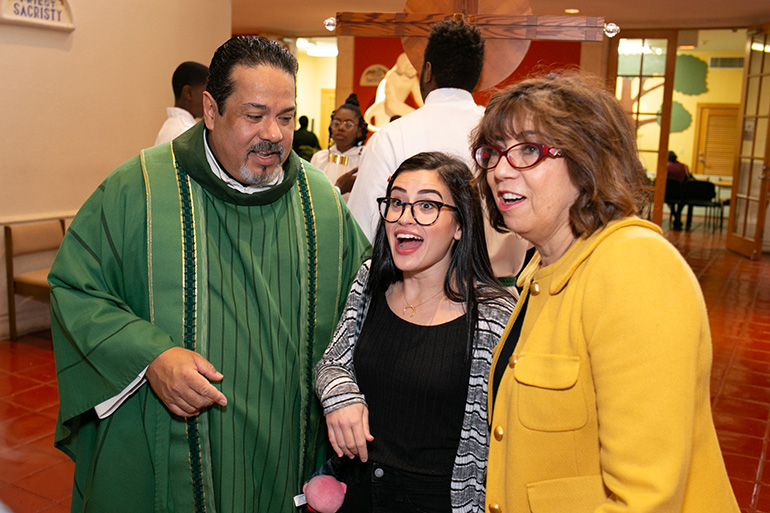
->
[337, 460, 451, 513]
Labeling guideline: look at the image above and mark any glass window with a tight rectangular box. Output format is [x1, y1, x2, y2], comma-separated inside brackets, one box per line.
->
[642, 39, 668, 76]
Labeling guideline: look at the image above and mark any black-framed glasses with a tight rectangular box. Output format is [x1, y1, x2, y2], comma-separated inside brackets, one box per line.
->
[331, 119, 356, 129]
[377, 197, 458, 226]
[474, 142, 563, 171]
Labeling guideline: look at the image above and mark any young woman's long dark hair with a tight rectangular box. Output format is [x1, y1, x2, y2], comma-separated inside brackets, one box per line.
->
[366, 151, 511, 356]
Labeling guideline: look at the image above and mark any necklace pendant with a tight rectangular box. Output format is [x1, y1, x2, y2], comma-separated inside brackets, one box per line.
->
[403, 305, 416, 318]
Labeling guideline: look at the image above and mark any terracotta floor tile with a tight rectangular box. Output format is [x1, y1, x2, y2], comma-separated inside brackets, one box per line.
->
[735, 348, 770, 364]
[15, 360, 57, 384]
[14, 461, 74, 502]
[729, 358, 770, 377]
[713, 397, 770, 421]
[0, 483, 52, 512]
[36, 404, 59, 421]
[0, 398, 33, 424]
[0, 413, 57, 448]
[39, 504, 70, 513]
[725, 369, 770, 389]
[760, 461, 770, 486]
[16, 359, 58, 385]
[730, 478, 758, 510]
[0, 373, 42, 399]
[6, 385, 60, 411]
[722, 453, 761, 481]
[756, 484, 770, 512]
[0, 444, 66, 484]
[40, 502, 71, 513]
[721, 382, 770, 404]
[713, 410, 768, 438]
[717, 431, 763, 455]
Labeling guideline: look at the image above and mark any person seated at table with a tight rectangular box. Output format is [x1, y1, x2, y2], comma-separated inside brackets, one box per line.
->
[667, 151, 691, 183]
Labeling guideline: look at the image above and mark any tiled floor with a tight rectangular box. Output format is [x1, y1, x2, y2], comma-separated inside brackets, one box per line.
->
[0, 221, 769, 512]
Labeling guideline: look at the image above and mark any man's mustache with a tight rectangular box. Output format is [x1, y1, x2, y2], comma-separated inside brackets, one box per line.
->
[247, 141, 284, 160]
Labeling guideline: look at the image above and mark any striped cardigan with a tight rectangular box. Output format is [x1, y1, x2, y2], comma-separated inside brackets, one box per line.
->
[314, 260, 514, 513]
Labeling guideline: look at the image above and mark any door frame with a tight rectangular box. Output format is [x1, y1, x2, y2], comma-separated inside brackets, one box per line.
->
[726, 22, 770, 259]
[607, 30, 678, 227]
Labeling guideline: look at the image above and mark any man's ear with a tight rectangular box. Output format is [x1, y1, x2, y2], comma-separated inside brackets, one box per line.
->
[422, 61, 432, 84]
[181, 84, 194, 100]
[202, 91, 218, 130]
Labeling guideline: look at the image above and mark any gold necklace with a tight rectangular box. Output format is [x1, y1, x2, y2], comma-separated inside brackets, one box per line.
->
[402, 287, 444, 318]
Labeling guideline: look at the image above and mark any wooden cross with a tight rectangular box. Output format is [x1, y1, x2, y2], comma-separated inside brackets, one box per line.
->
[334, 0, 606, 91]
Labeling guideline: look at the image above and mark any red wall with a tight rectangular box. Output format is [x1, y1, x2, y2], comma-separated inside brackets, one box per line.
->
[352, 37, 582, 110]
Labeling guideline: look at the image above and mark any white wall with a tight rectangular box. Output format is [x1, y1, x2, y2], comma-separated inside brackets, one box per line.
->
[0, 0, 232, 338]
[296, 52, 337, 148]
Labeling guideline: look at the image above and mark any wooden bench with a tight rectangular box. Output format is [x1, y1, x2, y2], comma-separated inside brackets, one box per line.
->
[4, 219, 65, 340]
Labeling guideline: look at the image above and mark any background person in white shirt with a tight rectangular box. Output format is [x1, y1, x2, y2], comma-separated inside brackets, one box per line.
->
[347, 20, 528, 282]
[154, 61, 209, 145]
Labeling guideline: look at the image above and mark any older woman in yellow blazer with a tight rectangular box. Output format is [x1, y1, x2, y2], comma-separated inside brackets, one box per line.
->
[471, 72, 739, 513]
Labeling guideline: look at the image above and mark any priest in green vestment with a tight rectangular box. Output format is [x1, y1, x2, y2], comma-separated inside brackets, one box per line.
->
[49, 36, 370, 513]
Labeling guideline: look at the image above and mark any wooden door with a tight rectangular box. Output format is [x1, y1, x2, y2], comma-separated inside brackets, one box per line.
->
[607, 30, 678, 226]
[726, 24, 770, 259]
[693, 103, 739, 177]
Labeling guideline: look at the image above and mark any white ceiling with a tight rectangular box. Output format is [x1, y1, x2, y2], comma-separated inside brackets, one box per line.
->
[232, 0, 770, 38]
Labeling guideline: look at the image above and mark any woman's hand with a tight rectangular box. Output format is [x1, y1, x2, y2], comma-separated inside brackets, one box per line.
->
[335, 167, 358, 195]
[325, 403, 374, 461]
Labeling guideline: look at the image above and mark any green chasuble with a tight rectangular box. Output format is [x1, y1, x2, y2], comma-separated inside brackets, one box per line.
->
[49, 121, 370, 513]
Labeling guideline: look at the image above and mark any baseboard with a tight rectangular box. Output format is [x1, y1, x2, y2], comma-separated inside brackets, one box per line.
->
[0, 300, 51, 340]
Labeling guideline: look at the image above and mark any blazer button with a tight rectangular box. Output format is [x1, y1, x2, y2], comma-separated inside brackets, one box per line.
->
[531, 282, 541, 295]
[489, 504, 501, 513]
[508, 354, 518, 369]
[493, 425, 504, 441]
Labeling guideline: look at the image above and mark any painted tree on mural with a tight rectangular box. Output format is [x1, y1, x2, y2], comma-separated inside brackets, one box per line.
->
[617, 53, 708, 132]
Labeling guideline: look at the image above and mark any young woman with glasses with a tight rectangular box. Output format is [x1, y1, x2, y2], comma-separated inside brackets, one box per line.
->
[473, 72, 739, 513]
[315, 151, 514, 513]
[310, 94, 368, 198]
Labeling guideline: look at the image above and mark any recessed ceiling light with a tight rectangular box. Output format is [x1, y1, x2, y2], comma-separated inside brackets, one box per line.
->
[564, 8, 580, 14]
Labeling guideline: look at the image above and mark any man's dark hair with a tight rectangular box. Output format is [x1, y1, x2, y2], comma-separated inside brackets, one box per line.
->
[207, 36, 298, 114]
[423, 20, 485, 92]
[298, 115, 309, 129]
[172, 61, 209, 99]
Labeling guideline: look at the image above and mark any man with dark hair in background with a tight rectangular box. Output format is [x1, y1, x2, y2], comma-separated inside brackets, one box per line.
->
[154, 60, 209, 145]
[293, 114, 321, 160]
[51, 36, 369, 512]
[347, 20, 528, 282]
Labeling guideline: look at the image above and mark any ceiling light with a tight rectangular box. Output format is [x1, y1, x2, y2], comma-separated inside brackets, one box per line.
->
[564, 8, 580, 14]
[751, 42, 770, 53]
[306, 44, 338, 57]
[296, 38, 313, 49]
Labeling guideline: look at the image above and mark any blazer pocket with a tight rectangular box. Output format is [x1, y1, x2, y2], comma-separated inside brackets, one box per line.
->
[514, 353, 588, 432]
[527, 475, 606, 513]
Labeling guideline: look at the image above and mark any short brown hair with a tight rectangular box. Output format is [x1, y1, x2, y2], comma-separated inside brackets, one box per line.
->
[472, 72, 650, 238]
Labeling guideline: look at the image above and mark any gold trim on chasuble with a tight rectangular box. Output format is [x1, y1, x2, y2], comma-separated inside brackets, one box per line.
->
[295, 160, 319, 483]
[140, 143, 208, 513]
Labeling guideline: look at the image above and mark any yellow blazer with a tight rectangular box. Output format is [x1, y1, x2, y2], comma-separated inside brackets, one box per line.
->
[486, 218, 739, 513]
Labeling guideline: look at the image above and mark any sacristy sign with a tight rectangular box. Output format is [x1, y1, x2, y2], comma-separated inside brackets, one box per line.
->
[1, 0, 74, 31]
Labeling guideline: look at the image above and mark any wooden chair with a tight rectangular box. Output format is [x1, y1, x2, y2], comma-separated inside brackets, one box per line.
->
[4, 219, 65, 340]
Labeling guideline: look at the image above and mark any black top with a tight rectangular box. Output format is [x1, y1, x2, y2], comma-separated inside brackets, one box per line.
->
[491, 294, 529, 406]
[354, 293, 470, 477]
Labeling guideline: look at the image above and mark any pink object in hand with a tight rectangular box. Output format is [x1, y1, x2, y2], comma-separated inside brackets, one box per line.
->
[303, 474, 347, 513]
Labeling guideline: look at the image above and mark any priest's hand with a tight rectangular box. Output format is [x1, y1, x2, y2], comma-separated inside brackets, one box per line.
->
[146, 347, 228, 417]
[325, 403, 374, 462]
